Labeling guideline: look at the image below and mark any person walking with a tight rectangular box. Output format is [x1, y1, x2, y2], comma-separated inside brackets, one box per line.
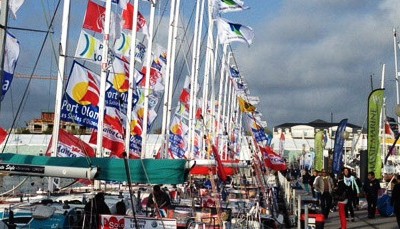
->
[391, 174, 400, 227]
[363, 171, 381, 219]
[314, 169, 334, 218]
[310, 170, 318, 198]
[334, 174, 350, 229]
[343, 167, 359, 222]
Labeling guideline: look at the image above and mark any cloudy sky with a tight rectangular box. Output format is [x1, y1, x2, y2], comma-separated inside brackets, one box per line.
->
[1, 0, 400, 131]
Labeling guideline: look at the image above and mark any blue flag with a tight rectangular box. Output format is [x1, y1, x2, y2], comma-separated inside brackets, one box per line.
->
[333, 119, 348, 175]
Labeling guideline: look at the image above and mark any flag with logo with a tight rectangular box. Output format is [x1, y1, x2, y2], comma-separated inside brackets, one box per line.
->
[122, 3, 149, 36]
[90, 109, 125, 158]
[45, 129, 95, 158]
[367, 88, 384, 179]
[105, 56, 129, 113]
[261, 145, 287, 171]
[332, 118, 348, 175]
[213, 0, 249, 13]
[61, 61, 100, 129]
[75, 30, 104, 63]
[216, 17, 254, 45]
[1, 32, 20, 101]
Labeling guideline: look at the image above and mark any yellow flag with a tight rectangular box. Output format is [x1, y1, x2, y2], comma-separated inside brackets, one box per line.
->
[238, 97, 256, 113]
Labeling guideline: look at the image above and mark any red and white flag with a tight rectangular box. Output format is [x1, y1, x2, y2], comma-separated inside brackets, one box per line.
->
[260, 146, 287, 171]
[0, 127, 8, 145]
[83, 1, 105, 33]
[45, 129, 95, 158]
[385, 119, 395, 139]
[122, 3, 149, 36]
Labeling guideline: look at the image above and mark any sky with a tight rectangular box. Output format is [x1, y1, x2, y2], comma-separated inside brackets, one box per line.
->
[1, 0, 400, 132]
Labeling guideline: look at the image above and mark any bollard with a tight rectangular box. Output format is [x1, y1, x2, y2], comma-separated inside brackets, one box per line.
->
[304, 204, 308, 229]
[297, 194, 301, 229]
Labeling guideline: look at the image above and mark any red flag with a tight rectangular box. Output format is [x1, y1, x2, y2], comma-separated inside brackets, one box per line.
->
[83, 1, 106, 33]
[211, 144, 227, 182]
[385, 120, 395, 139]
[179, 88, 190, 105]
[46, 129, 95, 158]
[260, 146, 287, 171]
[90, 114, 125, 158]
[0, 127, 7, 144]
[122, 3, 148, 32]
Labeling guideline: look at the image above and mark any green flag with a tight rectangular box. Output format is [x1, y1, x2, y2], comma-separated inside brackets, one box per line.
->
[367, 89, 384, 179]
[314, 130, 325, 171]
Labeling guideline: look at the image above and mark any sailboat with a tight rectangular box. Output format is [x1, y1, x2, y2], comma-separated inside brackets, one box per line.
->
[0, 0, 287, 228]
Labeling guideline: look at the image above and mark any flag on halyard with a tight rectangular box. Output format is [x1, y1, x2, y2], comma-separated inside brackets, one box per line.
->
[216, 17, 254, 45]
[261, 146, 287, 171]
[9, 0, 25, 19]
[314, 130, 325, 172]
[367, 89, 384, 179]
[238, 96, 256, 113]
[122, 3, 149, 36]
[45, 129, 95, 158]
[214, 0, 249, 13]
[1, 32, 20, 101]
[332, 119, 348, 175]
[75, 30, 103, 63]
[60, 61, 100, 129]
[83, 1, 105, 33]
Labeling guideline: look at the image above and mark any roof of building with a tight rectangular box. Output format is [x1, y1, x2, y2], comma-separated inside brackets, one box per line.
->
[275, 119, 363, 132]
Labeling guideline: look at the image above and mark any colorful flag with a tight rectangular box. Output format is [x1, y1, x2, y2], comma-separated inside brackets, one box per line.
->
[367, 89, 384, 179]
[1, 32, 20, 101]
[238, 96, 256, 113]
[45, 129, 95, 158]
[0, 127, 7, 145]
[261, 146, 287, 171]
[214, 0, 249, 13]
[75, 30, 103, 63]
[60, 61, 100, 129]
[314, 130, 325, 171]
[216, 17, 254, 45]
[122, 3, 149, 36]
[332, 119, 348, 175]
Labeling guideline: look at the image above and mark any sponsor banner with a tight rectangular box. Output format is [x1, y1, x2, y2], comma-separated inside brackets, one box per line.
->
[100, 215, 176, 229]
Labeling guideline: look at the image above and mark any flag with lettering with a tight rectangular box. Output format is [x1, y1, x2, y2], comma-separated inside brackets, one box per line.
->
[60, 61, 100, 129]
[45, 129, 95, 158]
[1, 32, 20, 101]
[75, 30, 103, 63]
[213, 0, 249, 13]
[261, 145, 287, 171]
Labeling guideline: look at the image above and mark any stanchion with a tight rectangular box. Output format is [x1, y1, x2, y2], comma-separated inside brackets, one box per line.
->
[297, 195, 301, 229]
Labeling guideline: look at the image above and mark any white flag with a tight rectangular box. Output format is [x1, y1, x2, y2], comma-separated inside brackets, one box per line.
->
[9, 0, 25, 19]
[1, 32, 19, 101]
[216, 17, 254, 45]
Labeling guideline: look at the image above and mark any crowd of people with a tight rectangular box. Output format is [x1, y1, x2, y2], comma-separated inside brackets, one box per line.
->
[291, 167, 398, 229]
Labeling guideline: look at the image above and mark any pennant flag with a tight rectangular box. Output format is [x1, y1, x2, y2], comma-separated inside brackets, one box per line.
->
[1, 32, 20, 101]
[314, 130, 325, 171]
[332, 119, 348, 175]
[0, 127, 7, 145]
[367, 89, 384, 179]
[60, 61, 100, 129]
[214, 0, 249, 13]
[122, 3, 149, 36]
[261, 146, 287, 171]
[45, 129, 95, 158]
[238, 96, 256, 113]
[216, 17, 254, 45]
[9, 0, 25, 19]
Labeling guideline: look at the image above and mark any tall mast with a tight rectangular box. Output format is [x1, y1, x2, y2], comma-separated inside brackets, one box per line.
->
[393, 29, 400, 128]
[161, 0, 178, 158]
[125, 0, 139, 156]
[96, 0, 113, 159]
[141, 0, 156, 158]
[48, 0, 71, 192]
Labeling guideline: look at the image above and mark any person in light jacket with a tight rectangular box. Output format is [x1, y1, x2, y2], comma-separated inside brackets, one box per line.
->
[313, 169, 334, 218]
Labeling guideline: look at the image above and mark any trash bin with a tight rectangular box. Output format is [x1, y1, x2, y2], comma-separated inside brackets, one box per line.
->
[300, 213, 325, 229]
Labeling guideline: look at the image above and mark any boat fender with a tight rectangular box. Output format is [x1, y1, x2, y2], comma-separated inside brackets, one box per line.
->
[32, 205, 56, 219]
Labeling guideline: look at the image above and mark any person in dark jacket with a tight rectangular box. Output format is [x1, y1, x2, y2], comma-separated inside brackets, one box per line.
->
[309, 170, 317, 198]
[363, 171, 381, 219]
[302, 169, 311, 193]
[147, 185, 171, 217]
[84, 192, 111, 228]
[334, 174, 349, 229]
[391, 174, 400, 227]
